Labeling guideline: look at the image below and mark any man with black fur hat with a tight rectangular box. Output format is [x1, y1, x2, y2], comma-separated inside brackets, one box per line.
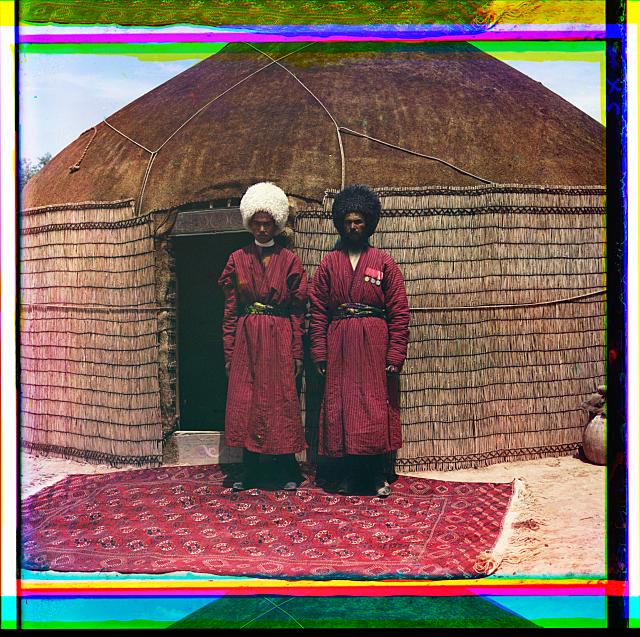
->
[309, 184, 410, 497]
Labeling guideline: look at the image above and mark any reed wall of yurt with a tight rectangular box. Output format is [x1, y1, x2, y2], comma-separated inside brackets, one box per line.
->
[296, 184, 606, 471]
[20, 200, 163, 466]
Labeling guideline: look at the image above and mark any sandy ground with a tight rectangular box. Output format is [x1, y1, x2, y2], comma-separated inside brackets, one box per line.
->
[20, 451, 605, 579]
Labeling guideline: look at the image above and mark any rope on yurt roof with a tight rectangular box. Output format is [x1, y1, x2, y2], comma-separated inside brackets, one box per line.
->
[95, 44, 317, 216]
[137, 152, 159, 213]
[247, 44, 495, 188]
[339, 126, 494, 184]
[77, 41, 497, 218]
[102, 120, 155, 154]
[68, 126, 98, 173]
[153, 43, 317, 155]
[246, 42, 346, 190]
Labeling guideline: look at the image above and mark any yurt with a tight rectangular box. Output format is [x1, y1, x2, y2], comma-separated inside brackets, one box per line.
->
[20, 41, 606, 469]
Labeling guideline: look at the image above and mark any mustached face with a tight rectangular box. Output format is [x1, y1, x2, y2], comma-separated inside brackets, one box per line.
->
[249, 211, 277, 243]
[342, 211, 367, 245]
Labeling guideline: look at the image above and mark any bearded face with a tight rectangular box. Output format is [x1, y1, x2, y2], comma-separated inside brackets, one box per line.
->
[342, 211, 367, 247]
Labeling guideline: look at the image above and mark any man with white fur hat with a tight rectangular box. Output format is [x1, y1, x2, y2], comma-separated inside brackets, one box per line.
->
[218, 182, 308, 491]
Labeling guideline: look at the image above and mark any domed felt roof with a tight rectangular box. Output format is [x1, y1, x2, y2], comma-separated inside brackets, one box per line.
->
[23, 41, 605, 213]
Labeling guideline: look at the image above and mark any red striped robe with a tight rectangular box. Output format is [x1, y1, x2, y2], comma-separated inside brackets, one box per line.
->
[309, 246, 410, 457]
[218, 243, 308, 454]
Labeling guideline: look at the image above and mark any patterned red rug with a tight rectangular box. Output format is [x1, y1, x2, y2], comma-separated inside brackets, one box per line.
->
[21, 465, 517, 578]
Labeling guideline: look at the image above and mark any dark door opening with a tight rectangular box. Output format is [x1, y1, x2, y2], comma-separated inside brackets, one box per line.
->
[174, 232, 247, 431]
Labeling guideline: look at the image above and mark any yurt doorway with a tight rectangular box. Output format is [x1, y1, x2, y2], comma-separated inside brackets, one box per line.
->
[173, 231, 247, 431]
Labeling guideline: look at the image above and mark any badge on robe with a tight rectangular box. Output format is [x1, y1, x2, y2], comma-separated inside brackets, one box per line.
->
[364, 267, 383, 286]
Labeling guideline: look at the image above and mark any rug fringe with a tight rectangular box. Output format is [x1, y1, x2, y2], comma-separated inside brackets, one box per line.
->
[473, 477, 542, 575]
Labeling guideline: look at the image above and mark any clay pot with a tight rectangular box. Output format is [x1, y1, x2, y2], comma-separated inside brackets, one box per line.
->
[582, 415, 606, 465]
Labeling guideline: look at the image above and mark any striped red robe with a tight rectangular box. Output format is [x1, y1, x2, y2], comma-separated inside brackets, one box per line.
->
[309, 246, 410, 457]
[218, 243, 307, 454]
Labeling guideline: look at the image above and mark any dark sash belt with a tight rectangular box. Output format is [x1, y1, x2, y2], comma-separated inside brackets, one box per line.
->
[243, 301, 290, 317]
[332, 302, 386, 320]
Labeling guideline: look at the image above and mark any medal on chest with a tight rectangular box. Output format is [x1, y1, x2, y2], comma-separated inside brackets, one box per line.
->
[364, 267, 383, 286]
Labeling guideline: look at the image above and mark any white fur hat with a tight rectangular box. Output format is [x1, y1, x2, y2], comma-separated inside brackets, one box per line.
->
[240, 182, 289, 234]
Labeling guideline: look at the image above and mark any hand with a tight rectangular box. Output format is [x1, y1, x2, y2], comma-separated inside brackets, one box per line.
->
[385, 364, 400, 375]
[316, 362, 326, 376]
[225, 361, 231, 378]
[295, 359, 303, 378]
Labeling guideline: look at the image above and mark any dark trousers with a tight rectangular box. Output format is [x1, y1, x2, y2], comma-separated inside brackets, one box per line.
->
[316, 452, 398, 494]
[242, 449, 303, 488]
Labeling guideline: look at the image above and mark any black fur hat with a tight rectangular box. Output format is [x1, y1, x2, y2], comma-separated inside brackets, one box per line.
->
[331, 184, 381, 238]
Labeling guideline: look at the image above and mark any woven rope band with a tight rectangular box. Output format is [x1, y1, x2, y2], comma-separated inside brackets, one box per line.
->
[333, 302, 387, 320]
[243, 302, 290, 317]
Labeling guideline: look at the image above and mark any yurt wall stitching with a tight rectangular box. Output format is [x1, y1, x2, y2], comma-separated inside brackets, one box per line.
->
[296, 184, 606, 471]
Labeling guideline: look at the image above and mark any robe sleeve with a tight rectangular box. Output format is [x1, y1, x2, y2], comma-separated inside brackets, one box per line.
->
[287, 255, 308, 360]
[217, 253, 239, 364]
[308, 258, 331, 364]
[383, 256, 410, 369]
